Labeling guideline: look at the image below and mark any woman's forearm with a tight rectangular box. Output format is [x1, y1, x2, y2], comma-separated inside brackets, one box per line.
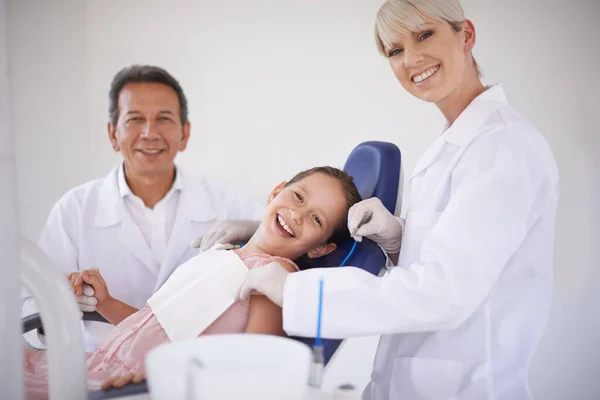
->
[97, 297, 139, 325]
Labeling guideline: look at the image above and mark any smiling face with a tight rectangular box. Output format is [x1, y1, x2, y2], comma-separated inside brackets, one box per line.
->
[254, 172, 351, 261]
[107, 82, 190, 178]
[384, 15, 475, 104]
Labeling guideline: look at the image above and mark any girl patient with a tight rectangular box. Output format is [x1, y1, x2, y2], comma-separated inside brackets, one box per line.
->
[24, 166, 362, 399]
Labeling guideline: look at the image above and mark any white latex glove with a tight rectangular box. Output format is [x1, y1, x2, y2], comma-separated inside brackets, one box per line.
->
[236, 261, 290, 307]
[191, 220, 261, 252]
[347, 197, 403, 254]
[77, 284, 99, 312]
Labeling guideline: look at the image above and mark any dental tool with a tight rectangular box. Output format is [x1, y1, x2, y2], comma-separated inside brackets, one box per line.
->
[308, 239, 357, 388]
[340, 241, 358, 267]
[350, 213, 372, 238]
[309, 278, 325, 388]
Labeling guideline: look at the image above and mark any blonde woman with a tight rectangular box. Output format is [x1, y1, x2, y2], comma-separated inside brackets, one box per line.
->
[209, 1, 560, 399]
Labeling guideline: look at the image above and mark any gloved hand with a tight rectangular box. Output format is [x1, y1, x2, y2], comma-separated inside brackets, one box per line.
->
[191, 220, 261, 252]
[347, 197, 403, 254]
[236, 261, 290, 307]
[67, 267, 99, 312]
[78, 269, 113, 313]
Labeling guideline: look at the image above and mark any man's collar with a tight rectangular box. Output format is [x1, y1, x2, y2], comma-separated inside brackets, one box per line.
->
[117, 162, 131, 198]
[117, 162, 183, 200]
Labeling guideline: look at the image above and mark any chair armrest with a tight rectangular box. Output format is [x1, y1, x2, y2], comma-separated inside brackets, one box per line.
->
[22, 311, 110, 334]
[22, 313, 45, 334]
[87, 381, 149, 400]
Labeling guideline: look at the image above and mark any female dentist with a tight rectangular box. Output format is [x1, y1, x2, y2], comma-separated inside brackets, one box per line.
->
[234, 0, 560, 399]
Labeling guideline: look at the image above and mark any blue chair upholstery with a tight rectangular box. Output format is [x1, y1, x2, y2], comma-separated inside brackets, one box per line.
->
[22, 141, 402, 399]
[291, 141, 402, 364]
[343, 140, 401, 216]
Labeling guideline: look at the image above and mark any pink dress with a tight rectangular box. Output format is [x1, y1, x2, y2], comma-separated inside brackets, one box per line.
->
[23, 253, 298, 400]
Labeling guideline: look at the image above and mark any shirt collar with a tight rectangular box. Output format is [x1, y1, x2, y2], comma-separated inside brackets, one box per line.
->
[117, 162, 183, 200]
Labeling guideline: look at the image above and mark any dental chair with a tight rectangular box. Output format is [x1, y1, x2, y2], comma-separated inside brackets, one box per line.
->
[22, 141, 401, 399]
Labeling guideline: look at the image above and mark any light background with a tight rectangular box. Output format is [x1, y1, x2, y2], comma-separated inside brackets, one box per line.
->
[5, 0, 600, 397]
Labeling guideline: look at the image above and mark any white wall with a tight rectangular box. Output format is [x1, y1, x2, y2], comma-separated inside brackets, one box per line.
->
[8, 0, 599, 397]
[1, 0, 25, 397]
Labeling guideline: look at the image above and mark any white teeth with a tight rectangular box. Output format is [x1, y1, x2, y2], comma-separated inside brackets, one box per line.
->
[277, 215, 294, 236]
[140, 149, 162, 154]
[412, 65, 440, 83]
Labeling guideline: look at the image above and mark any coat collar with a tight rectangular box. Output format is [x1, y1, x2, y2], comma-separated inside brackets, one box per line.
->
[94, 163, 217, 228]
[441, 84, 508, 147]
[410, 84, 508, 179]
[116, 162, 183, 201]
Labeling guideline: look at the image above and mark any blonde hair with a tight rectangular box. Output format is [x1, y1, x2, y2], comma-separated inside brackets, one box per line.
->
[375, 0, 481, 77]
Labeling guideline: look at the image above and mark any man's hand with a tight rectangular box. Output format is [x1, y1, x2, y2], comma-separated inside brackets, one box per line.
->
[67, 268, 99, 312]
[69, 268, 138, 325]
[72, 268, 113, 313]
[236, 261, 290, 307]
[101, 371, 145, 390]
[191, 220, 261, 252]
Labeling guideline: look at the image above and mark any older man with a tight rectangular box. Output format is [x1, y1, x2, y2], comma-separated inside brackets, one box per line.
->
[22, 65, 264, 351]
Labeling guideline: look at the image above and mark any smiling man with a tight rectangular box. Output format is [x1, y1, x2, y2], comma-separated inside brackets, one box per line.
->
[22, 65, 264, 351]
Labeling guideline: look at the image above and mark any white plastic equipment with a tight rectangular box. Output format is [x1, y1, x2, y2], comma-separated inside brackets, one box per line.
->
[145, 334, 312, 400]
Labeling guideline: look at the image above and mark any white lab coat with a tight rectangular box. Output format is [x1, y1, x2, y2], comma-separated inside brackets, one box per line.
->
[282, 85, 560, 400]
[22, 165, 264, 352]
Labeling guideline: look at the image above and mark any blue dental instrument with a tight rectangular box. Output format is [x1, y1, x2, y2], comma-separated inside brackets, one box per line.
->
[309, 278, 325, 388]
[316, 278, 324, 346]
[340, 241, 358, 267]
[308, 240, 357, 387]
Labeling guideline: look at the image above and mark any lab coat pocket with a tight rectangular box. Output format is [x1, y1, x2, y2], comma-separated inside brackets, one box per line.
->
[390, 357, 464, 400]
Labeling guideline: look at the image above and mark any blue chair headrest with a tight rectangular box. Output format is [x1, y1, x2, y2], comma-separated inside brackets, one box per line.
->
[343, 141, 401, 215]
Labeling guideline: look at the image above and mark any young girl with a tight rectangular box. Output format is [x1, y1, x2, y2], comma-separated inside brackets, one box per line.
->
[23, 166, 362, 399]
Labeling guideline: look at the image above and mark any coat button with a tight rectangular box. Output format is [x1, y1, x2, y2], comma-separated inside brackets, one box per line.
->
[371, 371, 380, 382]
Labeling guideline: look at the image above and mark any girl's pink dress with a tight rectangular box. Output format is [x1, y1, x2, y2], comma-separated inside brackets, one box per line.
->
[23, 253, 297, 400]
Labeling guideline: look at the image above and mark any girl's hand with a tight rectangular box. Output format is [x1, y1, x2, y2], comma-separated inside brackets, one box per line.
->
[68, 268, 98, 297]
[101, 370, 145, 390]
[76, 269, 114, 313]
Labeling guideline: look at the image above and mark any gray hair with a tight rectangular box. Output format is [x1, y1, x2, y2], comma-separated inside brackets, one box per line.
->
[108, 65, 189, 126]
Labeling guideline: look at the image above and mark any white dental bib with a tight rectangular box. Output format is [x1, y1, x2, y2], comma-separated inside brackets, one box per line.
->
[147, 245, 248, 342]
